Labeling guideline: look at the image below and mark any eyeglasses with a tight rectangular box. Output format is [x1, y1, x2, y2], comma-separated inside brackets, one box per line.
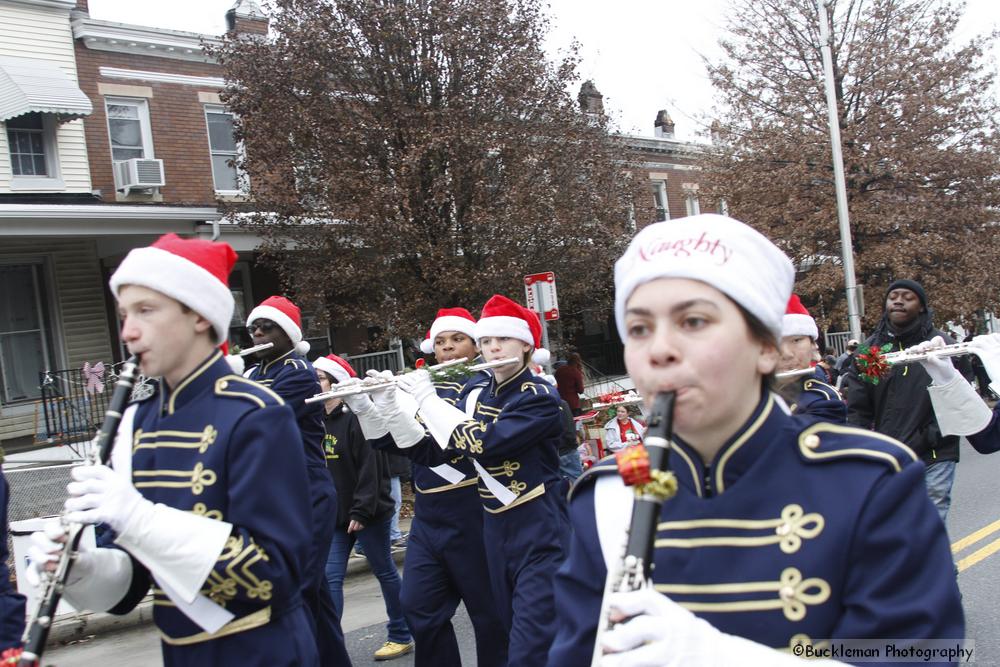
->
[248, 320, 278, 335]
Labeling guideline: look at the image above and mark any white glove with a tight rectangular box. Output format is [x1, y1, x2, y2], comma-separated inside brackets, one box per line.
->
[64, 464, 145, 533]
[911, 336, 961, 386]
[26, 519, 134, 612]
[970, 333, 1000, 395]
[64, 463, 232, 605]
[395, 369, 437, 406]
[600, 588, 844, 667]
[340, 378, 389, 439]
[367, 370, 425, 448]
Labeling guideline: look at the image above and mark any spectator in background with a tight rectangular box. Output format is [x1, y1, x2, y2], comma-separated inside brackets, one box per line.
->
[834, 339, 859, 388]
[819, 354, 837, 384]
[554, 352, 586, 416]
[602, 405, 645, 453]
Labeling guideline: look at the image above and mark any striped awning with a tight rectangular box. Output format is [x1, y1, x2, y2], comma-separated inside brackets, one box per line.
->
[0, 56, 92, 124]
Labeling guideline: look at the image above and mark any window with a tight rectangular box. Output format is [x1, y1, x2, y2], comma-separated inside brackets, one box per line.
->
[6, 113, 49, 176]
[105, 98, 153, 161]
[651, 180, 669, 221]
[0, 263, 56, 404]
[204, 105, 243, 193]
[682, 183, 701, 217]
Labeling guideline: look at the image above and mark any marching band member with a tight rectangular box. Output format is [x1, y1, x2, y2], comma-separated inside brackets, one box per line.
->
[602, 405, 645, 452]
[363, 296, 568, 667]
[244, 296, 350, 665]
[0, 473, 25, 654]
[351, 308, 507, 667]
[313, 355, 414, 662]
[911, 333, 1000, 454]
[774, 295, 845, 422]
[547, 215, 963, 666]
[28, 234, 318, 664]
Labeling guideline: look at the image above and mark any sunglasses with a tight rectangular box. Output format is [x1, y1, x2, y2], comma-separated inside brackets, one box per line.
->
[248, 320, 279, 335]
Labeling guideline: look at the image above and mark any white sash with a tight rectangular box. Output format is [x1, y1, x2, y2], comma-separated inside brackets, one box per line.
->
[463, 388, 517, 506]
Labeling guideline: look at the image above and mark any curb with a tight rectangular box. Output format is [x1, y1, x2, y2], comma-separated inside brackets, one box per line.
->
[48, 547, 407, 645]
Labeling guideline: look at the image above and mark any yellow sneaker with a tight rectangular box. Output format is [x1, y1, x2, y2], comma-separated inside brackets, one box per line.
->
[374, 640, 414, 661]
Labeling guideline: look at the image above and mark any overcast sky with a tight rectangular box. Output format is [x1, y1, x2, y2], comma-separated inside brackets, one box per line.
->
[89, 0, 999, 142]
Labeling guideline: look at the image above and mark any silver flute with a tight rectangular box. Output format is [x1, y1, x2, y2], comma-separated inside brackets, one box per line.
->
[238, 342, 274, 356]
[305, 357, 522, 403]
[776, 340, 977, 379]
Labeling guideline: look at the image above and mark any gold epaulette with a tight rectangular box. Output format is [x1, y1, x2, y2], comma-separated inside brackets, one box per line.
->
[520, 381, 552, 395]
[802, 378, 841, 401]
[214, 375, 285, 408]
[797, 423, 917, 473]
[283, 358, 308, 371]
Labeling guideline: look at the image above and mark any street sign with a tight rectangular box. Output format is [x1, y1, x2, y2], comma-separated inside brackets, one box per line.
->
[524, 271, 559, 321]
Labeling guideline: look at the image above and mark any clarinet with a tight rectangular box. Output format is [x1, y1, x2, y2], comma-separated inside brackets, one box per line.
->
[591, 390, 677, 666]
[17, 356, 141, 667]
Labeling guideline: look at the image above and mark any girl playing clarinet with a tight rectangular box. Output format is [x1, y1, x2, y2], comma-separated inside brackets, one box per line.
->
[547, 214, 962, 667]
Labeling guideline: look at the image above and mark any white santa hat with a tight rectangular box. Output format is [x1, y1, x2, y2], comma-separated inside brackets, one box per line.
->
[782, 294, 819, 340]
[614, 214, 793, 341]
[419, 307, 478, 354]
[109, 233, 236, 344]
[474, 294, 551, 365]
[313, 354, 357, 384]
[247, 295, 311, 355]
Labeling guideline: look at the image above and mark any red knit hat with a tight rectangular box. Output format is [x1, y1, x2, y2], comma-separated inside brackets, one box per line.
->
[782, 294, 818, 340]
[109, 233, 237, 344]
[474, 295, 550, 365]
[247, 296, 311, 355]
[313, 354, 356, 384]
[419, 307, 478, 354]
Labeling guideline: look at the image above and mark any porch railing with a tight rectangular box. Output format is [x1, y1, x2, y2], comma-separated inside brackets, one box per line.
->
[343, 344, 406, 376]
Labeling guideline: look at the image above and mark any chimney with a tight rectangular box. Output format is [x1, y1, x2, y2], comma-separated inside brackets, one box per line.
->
[74, 0, 89, 13]
[654, 110, 675, 138]
[578, 80, 604, 116]
[226, 0, 268, 36]
[710, 120, 723, 144]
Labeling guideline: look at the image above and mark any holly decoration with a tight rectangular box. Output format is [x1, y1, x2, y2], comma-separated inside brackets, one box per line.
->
[599, 390, 626, 404]
[1, 647, 25, 666]
[854, 343, 893, 384]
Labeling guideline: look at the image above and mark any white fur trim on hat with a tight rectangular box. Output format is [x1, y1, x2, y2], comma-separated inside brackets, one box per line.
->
[313, 356, 352, 384]
[474, 315, 534, 347]
[225, 354, 245, 375]
[532, 348, 551, 365]
[423, 315, 478, 355]
[247, 305, 310, 355]
[614, 214, 794, 341]
[110, 246, 234, 344]
[782, 313, 819, 340]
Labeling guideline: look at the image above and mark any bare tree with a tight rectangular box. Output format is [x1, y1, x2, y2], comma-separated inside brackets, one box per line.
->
[213, 0, 636, 342]
[701, 0, 1000, 328]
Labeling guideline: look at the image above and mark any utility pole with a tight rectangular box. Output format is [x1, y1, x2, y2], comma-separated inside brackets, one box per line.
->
[818, 0, 863, 342]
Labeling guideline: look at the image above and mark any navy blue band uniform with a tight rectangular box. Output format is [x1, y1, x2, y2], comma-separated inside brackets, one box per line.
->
[779, 367, 846, 423]
[547, 392, 964, 666]
[245, 348, 350, 666]
[372, 373, 508, 667]
[430, 365, 569, 667]
[109, 352, 319, 666]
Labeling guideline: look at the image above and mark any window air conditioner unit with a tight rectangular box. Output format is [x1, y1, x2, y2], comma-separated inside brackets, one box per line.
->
[115, 158, 165, 195]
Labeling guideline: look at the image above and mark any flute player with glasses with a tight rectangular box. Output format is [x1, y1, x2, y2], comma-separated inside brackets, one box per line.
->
[547, 215, 963, 667]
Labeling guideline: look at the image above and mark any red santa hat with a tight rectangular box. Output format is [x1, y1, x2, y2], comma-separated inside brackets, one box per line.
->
[247, 296, 311, 355]
[474, 294, 551, 365]
[313, 354, 356, 384]
[782, 294, 819, 340]
[419, 307, 479, 354]
[614, 214, 793, 341]
[109, 233, 237, 344]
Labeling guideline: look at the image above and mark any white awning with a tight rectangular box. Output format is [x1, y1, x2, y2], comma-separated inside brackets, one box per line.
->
[0, 57, 93, 123]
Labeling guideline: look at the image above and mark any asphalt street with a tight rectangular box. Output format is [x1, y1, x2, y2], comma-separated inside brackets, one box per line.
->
[38, 439, 1000, 665]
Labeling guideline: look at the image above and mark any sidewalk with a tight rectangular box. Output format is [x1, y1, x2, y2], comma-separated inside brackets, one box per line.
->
[47, 516, 412, 645]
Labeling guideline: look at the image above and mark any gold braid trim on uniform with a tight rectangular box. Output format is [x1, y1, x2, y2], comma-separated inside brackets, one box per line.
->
[159, 606, 272, 646]
[133, 462, 217, 495]
[132, 426, 217, 454]
[482, 482, 546, 513]
[655, 567, 830, 622]
[451, 421, 485, 454]
[781, 634, 830, 654]
[414, 477, 478, 494]
[191, 502, 224, 521]
[211, 535, 274, 602]
[484, 460, 521, 477]
[655, 504, 824, 554]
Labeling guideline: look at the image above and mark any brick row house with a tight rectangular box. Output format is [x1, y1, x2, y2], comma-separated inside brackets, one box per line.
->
[0, 0, 285, 452]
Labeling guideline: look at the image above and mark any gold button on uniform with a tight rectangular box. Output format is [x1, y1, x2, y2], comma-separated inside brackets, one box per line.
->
[803, 434, 820, 449]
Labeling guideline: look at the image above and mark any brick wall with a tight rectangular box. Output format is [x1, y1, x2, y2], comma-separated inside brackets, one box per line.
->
[74, 43, 225, 205]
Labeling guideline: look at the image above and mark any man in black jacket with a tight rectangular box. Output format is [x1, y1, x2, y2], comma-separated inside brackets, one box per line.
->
[846, 279, 972, 523]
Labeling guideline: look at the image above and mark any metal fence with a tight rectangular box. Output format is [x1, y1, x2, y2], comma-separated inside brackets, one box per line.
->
[825, 331, 854, 357]
[37, 367, 110, 453]
[344, 346, 406, 376]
